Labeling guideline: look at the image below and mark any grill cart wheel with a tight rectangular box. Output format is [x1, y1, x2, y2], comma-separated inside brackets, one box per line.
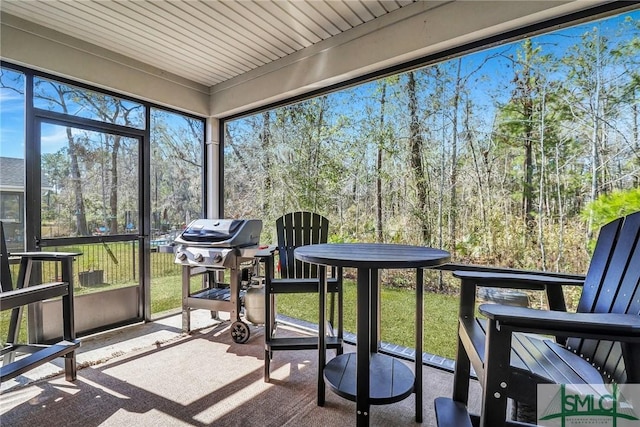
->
[231, 321, 250, 343]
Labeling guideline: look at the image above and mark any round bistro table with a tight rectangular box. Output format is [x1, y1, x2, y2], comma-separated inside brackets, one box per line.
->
[294, 243, 450, 426]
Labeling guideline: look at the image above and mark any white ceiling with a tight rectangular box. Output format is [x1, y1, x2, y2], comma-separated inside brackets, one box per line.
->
[0, 0, 417, 88]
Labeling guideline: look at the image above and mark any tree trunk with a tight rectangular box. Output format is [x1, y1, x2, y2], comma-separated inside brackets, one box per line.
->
[537, 92, 546, 271]
[407, 72, 430, 244]
[449, 58, 462, 252]
[522, 96, 535, 234]
[376, 82, 386, 243]
[261, 111, 272, 215]
[634, 91, 639, 188]
[587, 34, 602, 240]
[66, 128, 88, 236]
[109, 135, 121, 233]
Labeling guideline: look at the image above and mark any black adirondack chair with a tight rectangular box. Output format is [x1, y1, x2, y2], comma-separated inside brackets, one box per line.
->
[263, 211, 343, 382]
[0, 221, 80, 382]
[435, 211, 640, 427]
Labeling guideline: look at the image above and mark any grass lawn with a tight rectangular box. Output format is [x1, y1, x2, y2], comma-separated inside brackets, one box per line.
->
[143, 273, 460, 358]
[2, 274, 460, 360]
[276, 280, 459, 359]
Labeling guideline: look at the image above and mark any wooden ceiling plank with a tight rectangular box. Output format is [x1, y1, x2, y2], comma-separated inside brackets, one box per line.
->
[80, 0, 233, 82]
[326, 1, 366, 27]
[186, 1, 286, 60]
[269, 1, 327, 42]
[252, 0, 320, 46]
[347, 1, 376, 21]
[218, 0, 306, 52]
[159, 1, 271, 67]
[120, 0, 255, 74]
[364, 1, 388, 17]
[309, 1, 353, 32]
[292, 1, 343, 37]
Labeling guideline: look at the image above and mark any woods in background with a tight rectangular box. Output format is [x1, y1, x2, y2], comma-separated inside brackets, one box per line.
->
[225, 11, 640, 274]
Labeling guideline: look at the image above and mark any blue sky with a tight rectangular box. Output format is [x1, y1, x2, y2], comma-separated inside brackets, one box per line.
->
[0, 80, 25, 159]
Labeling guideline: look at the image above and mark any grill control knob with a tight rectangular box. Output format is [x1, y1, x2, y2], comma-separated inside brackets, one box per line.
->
[177, 252, 187, 261]
[213, 253, 223, 263]
[194, 253, 204, 262]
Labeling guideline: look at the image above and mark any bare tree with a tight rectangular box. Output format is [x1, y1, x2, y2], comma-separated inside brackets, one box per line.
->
[407, 71, 430, 243]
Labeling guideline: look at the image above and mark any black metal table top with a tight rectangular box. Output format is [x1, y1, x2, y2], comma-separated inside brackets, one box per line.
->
[294, 243, 450, 269]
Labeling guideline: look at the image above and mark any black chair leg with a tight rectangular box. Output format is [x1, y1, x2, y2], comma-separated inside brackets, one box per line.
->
[264, 349, 271, 382]
[337, 280, 344, 356]
[318, 267, 327, 407]
[328, 291, 335, 333]
[452, 332, 471, 404]
[480, 320, 511, 427]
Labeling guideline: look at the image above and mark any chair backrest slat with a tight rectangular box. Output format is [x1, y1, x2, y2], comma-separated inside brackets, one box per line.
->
[276, 211, 329, 279]
[1, 222, 14, 293]
[575, 216, 622, 314]
[567, 211, 640, 384]
[613, 241, 640, 314]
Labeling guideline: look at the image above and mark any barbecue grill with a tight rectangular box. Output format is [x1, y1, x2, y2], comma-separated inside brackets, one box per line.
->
[174, 219, 265, 343]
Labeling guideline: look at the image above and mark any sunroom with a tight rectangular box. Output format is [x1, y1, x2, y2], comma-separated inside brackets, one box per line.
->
[1, 1, 639, 426]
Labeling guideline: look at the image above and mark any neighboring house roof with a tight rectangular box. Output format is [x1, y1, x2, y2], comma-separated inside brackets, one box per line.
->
[0, 156, 53, 191]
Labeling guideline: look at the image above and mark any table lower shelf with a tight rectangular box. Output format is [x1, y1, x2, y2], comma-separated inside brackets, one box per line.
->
[324, 352, 415, 405]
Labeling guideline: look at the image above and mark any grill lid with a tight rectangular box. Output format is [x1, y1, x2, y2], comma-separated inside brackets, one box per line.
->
[180, 219, 243, 242]
[174, 219, 262, 248]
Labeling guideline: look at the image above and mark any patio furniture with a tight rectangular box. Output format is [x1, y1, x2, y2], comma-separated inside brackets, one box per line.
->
[1, 221, 80, 382]
[263, 211, 344, 382]
[296, 242, 450, 426]
[434, 211, 640, 427]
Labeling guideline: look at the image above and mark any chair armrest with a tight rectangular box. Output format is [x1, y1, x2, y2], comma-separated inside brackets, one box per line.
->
[10, 251, 81, 261]
[479, 303, 640, 340]
[454, 270, 583, 318]
[437, 262, 585, 281]
[453, 270, 584, 290]
[0, 282, 69, 311]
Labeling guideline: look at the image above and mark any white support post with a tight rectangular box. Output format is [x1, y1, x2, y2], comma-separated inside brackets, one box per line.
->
[206, 117, 220, 219]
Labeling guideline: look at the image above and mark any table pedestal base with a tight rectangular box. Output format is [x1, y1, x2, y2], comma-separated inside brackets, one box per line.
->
[324, 352, 415, 404]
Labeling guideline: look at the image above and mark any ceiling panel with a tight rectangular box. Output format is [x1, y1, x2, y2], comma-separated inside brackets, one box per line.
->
[0, 0, 417, 87]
